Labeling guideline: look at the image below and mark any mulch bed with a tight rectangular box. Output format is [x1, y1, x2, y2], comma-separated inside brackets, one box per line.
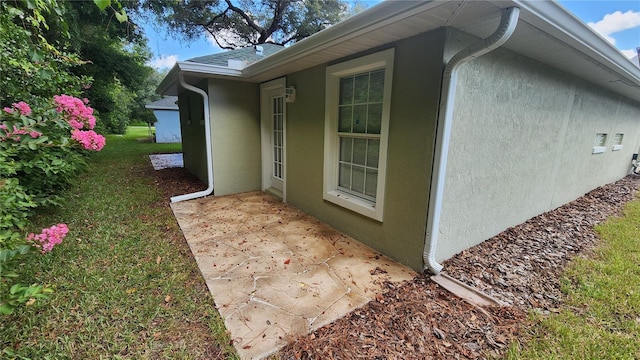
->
[149, 166, 207, 199]
[149, 163, 640, 359]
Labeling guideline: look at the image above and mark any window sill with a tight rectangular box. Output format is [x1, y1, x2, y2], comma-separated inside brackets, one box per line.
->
[592, 146, 606, 154]
[324, 190, 383, 222]
[612, 145, 623, 151]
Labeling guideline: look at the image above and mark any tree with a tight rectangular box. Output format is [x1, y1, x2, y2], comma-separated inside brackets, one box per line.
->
[41, 1, 155, 133]
[136, 0, 349, 49]
[0, 0, 88, 107]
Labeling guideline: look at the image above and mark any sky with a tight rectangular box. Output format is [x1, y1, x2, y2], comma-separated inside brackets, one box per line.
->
[141, 1, 640, 71]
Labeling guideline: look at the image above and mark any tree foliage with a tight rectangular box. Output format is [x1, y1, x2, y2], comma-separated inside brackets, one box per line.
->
[136, 0, 349, 49]
[1, 0, 159, 134]
[47, 1, 153, 133]
[0, 0, 88, 106]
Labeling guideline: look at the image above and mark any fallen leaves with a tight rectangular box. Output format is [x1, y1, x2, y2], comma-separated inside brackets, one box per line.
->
[278, 176, 640, 359]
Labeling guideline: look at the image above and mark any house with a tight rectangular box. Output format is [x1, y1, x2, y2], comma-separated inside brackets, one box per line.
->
[157, 0, 640, 273]
[145, 96, 181, 143]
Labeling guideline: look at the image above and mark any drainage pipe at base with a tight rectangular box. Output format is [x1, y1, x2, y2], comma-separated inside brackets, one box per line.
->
[171, 74, 214, 203]
[423, 7, 520, 274]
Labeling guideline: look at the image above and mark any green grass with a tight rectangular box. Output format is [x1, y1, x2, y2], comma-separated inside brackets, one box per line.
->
[0, 129, 237, 359]
[126, 125, 154, 139]
[506, 198, 640, 360]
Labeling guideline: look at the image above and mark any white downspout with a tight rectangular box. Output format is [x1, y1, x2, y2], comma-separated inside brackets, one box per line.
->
[171, 74, 214, 203]
[423, 7, 520, 274]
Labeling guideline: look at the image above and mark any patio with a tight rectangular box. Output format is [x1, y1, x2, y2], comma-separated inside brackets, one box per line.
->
[170, 191, 416, 359]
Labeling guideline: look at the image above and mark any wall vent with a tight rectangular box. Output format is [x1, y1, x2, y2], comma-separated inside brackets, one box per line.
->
[612, 133, 624, 151]
[592, 133, 607, 154]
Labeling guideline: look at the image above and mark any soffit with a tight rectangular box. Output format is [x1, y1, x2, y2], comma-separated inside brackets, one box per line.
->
[242, 0, 639, 102]
[160, 1, 640, 103]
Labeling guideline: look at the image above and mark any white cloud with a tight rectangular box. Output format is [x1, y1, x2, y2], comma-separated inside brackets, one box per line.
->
[621, 48, 638, 59]
[587, 10, 640, 45]
[148, 55, 179, 70]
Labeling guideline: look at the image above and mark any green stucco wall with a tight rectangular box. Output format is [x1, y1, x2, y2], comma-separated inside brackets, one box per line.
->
[208, 79, 262, 195]
[439, 38, 640, 262]
[284, 30, 446, 271]
[178, 86, 208, 184]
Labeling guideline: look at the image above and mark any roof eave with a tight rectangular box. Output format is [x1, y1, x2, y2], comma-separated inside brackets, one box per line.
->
[510, 0, 640, 84]
[242, 0, 440, 79]
[156, 61, 244, 96]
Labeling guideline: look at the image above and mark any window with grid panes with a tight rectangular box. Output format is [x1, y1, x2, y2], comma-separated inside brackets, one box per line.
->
[337, 69, 384, 201]
[323, 48, 394, 221]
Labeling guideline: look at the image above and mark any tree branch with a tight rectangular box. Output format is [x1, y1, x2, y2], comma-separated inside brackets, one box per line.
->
[205, 29, 236, 50]
[224, 0, 263, 33]
[261, 0, 289, 43]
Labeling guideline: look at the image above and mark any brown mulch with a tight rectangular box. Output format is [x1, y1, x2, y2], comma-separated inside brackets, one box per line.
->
[150, 166, 207, 199]
[149, 163, 640, 359]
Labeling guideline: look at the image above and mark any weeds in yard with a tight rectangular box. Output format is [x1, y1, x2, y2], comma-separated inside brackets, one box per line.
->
[507, 197, 640, 359]
[0, 129, 237, 359]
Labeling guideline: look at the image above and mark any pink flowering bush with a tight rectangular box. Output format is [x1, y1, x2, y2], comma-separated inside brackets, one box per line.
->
[27, 223, 68, 253]
[53, 94, 96, 130]
[71, 129, 106, 151]
[0, 123, 42, 142]
[3, 101, 32, 116]
[1, 224, 66, 314]
[1, 96, 106, 207]
[1, 95, 104, 314]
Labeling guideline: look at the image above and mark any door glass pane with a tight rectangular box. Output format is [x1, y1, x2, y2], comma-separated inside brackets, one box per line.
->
[339, 163, 351, 188]
[352, 165, 365, 193]
[366, 139, 379, 168]
[339, 106, 352, 132]
[352, 138, 366, 165]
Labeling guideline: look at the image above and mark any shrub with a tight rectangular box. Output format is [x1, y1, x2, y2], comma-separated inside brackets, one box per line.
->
[0, 96, 104, 314]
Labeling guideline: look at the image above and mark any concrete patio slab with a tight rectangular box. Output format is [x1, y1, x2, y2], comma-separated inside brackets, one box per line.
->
[171, 191, 416, 359]
[149, 153, 183, 170]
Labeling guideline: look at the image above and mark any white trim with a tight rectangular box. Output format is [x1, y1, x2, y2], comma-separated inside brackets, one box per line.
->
[612, 145, 623, 152]
[145, 105, 178, 110]
[323, 48, 394, 222]
[260, 77, 287, 202]
[592, 146, 607, 154]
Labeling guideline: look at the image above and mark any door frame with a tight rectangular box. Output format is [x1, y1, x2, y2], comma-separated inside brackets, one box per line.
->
[260, 77, 287, 201]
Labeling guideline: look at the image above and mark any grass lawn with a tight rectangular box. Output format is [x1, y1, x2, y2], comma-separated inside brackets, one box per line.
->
[0, 129, 237, 359]
[507, 197, 640, 359]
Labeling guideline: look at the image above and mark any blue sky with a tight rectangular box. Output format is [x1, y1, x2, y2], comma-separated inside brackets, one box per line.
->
[141, 1, 640, 70]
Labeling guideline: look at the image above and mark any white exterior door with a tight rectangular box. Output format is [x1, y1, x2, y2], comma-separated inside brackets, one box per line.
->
[260, 78, 286, 199]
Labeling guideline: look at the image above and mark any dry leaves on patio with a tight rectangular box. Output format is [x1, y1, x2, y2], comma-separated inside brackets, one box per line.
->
[150, 163, 640, 359]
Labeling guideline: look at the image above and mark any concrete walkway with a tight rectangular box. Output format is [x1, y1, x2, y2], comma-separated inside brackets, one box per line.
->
[171, 191, 416, 359]
[149, 153, 183, 170]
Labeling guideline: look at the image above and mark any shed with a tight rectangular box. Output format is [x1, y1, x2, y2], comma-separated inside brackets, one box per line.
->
[145, 96, 181, 143]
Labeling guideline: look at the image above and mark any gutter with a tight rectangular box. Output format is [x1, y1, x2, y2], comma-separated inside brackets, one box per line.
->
[170, 74, 215, 203]
[157, 62, 243, 96]
[423, 6, 520, 274]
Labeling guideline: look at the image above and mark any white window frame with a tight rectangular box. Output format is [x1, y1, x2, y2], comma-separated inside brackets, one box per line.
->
[323, 48, 394, 221]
